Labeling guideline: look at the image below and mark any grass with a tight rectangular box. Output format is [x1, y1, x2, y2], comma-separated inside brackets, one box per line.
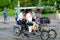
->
[0, 9, 56, 17]
[42, 13, 56, 17]
[8, 9, 15, 16]
[0, 9, 15, 16]
[42, 14, 48, 17]
[0, 11, 3, 16]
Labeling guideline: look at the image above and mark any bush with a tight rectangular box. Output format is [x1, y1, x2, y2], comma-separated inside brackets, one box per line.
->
[42, 9, 47, 14]
[42, 9, 56, 14]
[58, 10, 60, 13]
[0, 0, 10, 7]
[8, 9, 15, 16]
[47, 10, 56, 14]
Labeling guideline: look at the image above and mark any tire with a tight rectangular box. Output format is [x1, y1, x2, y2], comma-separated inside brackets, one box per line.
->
[41, 30, 49, 40]
[13, 26, 21, 36]
[49, 29, 57, 39]
[35, 31, 41, 36]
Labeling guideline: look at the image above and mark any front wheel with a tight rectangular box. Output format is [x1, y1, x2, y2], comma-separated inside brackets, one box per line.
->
[13, 26, 21, 36]
[41, 30, 49, 40]
[49, 29, 57, 39]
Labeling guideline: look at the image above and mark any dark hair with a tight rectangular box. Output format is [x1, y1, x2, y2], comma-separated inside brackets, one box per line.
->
[25, 9, 32, 13]
[21, 9, 25, 12]
[25, 9, 29, 13]
[37, 9, 41, 11]
[28, 9, 32, 12]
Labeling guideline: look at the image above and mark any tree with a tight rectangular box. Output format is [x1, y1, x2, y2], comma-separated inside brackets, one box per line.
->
[10, 0, 18, 8]
[0, 0, 10, 7]
[20, 0, 38, 6]
[56, 0, 60, 10]
[47, 0, 55, 6]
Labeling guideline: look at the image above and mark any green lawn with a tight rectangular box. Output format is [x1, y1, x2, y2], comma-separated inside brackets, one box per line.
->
[8, 9, 15, 16]
[42, 13, 56, 17]
[42, 14, 48, 17]
[0, 9, 15, 16]
[0, 9, 56, 17]
[0, 11, 3, 16]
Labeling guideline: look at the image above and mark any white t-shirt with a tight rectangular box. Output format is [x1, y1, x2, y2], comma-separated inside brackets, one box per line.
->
[32, 11, 36, 17]
[26, 13, 32, 22]
[17, 12, 24, 21]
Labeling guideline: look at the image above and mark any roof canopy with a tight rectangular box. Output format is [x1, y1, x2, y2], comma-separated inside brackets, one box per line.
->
[15, 0, 54, 9]
[14, 6, 54, 9]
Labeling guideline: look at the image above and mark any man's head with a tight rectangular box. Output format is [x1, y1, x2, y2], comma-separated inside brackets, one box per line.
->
[4, 7, 7, 10]
[37, 9, 42, 13]
[28, 9, 32, 13]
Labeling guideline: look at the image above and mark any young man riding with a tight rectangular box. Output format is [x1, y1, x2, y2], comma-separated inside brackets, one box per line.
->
[17, 9, 28, 37]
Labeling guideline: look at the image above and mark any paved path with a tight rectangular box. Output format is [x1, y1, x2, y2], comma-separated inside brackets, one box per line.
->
[0, 16, 60, 40]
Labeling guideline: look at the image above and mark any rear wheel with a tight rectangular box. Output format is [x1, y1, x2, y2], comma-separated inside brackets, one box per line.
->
[49, 29, 57, 39]
[41, 30, 49, 40]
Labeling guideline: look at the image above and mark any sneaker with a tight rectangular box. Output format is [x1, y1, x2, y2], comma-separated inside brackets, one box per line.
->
[24, 34, 29, 37]
[36, 30, 39, 33]
[32, 33, 36, 35]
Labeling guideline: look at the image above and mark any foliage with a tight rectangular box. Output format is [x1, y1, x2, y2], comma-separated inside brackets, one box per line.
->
[42, 9, 47, 14]
[10, 0, 18, 8]
[47, 10, 56, 14]
[42, 9, 56, 14]
[0, 0, 60, 10]
[20, 0, 38, 6]
[0, 0, 10, 7]
[58, 10, 60, 13]
[8, 9, 15, 16]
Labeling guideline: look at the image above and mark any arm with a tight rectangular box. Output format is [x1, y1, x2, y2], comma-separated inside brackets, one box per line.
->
[17, 13, 22, 21]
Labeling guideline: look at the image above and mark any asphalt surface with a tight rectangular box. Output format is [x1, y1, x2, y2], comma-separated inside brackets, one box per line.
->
[0, 16, 60, 40]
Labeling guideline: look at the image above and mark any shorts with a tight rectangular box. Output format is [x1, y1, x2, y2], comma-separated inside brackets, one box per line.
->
[4, 18, 7, 20]
[27, 22, 33, 26]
